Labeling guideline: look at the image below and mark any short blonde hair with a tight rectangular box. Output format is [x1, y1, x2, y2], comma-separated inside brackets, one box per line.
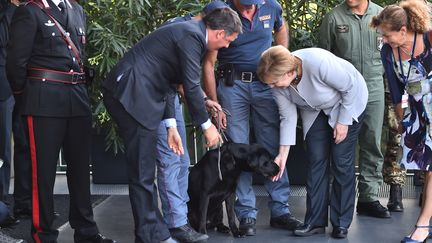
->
[370, 0, 431, 33]
[257, 45, 297, 84]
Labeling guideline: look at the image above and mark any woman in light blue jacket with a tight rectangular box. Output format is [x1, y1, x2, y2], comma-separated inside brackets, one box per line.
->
[257, 45, 368, 239]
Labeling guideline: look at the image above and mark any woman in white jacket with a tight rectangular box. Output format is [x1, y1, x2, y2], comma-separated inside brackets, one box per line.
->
[257, 45, 368, 239]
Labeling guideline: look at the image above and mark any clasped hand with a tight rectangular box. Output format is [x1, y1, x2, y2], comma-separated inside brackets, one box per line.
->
[334, 123, 348, 144]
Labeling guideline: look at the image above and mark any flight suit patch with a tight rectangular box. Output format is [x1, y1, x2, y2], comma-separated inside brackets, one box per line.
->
[336, 25, 349, 33]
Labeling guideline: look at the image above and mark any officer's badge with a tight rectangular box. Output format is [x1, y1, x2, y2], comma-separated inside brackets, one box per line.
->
[259, 15, 271, 21]
[336, 25, 349, 33]
[44, 20, 55, 27]
[377, 36, 384, 51]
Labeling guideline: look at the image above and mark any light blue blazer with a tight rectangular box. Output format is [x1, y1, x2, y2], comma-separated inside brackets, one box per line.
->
[272, 48, 368, 145]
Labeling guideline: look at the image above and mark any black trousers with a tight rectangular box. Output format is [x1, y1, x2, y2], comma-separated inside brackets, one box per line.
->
[304, 111, 364, 228]
[12, 95, 32, 212]
[103, 91, 170, 243]
[26, 115, 98, 242]
[0, 96, 14, 202]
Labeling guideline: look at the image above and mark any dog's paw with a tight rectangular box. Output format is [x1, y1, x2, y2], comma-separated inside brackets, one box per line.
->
[216, 224, 230, 234]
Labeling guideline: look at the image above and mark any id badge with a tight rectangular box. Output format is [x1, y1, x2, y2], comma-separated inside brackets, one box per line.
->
[401, 93, 409, 109]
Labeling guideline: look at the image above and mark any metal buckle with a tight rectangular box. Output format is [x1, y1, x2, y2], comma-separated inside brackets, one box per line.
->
[241, 72, 253, 82]
[71, 74, 78, 84]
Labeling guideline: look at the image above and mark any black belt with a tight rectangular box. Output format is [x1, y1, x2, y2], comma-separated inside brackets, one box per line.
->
[27, 68, 86, 84]
[232, 70, 259, 82]
[217, 65, 259, 83]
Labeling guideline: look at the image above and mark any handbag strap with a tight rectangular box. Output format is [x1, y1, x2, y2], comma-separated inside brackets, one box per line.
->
[29, 1, 83, 72]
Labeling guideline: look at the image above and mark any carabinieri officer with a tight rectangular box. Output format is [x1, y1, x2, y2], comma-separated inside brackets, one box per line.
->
[6, 0, 115, 242]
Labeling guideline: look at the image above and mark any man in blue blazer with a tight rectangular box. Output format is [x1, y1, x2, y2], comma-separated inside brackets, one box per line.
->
[103, 8, 242, 243]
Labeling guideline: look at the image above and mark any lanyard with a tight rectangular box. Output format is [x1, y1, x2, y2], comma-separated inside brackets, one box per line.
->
[398, 33, 417, 85]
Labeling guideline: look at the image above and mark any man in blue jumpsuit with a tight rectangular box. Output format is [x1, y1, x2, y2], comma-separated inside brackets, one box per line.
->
[202, 0, 302, 236]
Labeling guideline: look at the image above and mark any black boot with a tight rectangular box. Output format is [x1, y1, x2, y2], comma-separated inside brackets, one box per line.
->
[387, 184, 403, 212]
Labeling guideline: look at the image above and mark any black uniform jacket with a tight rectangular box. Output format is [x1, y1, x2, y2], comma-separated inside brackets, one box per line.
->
[0, 4, 16, 101]
[103, 20, 209, 131]
[6, 0, 89, 117]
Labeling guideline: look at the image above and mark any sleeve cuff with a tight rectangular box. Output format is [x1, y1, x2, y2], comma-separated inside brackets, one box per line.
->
[163, 118, 177, 128]
[200, 119, 212, 130]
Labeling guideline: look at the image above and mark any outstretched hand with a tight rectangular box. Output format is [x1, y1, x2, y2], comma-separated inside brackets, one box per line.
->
[167, 127, 184, 155]
[271, 154, 286, 182]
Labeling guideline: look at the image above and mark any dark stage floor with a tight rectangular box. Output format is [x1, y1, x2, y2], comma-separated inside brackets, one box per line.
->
[56, 187, 422, 243]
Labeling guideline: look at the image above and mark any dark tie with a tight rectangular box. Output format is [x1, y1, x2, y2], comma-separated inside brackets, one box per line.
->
[58, 1, 67, 15]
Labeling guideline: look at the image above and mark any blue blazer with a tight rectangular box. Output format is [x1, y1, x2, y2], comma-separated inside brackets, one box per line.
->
[103, 20, 209, 130]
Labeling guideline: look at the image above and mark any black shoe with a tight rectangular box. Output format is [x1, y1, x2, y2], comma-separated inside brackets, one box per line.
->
[270, 213, 303, 230]
[356, 201, 391, 218]
[293, 224, 325, 237]
[75, 233, 116, 243]
[239, 218, 256, 236]
[13, 208, 31, 219]
[0, 215, 20, 228]
[332, 227, 348, 239]
[388, 184, 404, 212]
[169, 224, 209, 242]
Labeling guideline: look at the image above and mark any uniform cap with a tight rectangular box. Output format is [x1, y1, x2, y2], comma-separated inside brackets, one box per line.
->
[203, 1, 229, 15]
[240, 0, 263, 5]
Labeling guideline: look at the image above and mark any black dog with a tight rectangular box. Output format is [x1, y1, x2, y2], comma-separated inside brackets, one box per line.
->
[187, 143, 279, 237]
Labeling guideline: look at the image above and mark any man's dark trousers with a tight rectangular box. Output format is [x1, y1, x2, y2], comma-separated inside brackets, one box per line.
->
[0, 96, 14, 202]
[103, 91, 170, 243]
[27, 115, 98, 242]
[12, 96, 32, 214]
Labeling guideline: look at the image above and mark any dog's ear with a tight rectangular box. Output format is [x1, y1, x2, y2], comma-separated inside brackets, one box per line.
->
[247, 152, 260, 168]
[247, 145, 271, 168]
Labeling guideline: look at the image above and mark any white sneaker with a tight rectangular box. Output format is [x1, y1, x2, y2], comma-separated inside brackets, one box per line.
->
[0, 231, 25, 243]
[160, 237, 178, 243]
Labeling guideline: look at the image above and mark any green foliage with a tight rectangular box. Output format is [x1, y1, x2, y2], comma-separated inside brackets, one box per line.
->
[83, 0, 203, 154]
[84, 0, 398, 154]
[282, 0, 339, 50]
[284, 0, 397, 50]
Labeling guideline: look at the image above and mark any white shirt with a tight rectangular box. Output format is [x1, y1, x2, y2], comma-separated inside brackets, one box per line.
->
[51, 0, 71, 11]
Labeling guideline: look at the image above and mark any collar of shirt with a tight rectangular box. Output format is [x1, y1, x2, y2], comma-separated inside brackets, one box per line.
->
[227, 0, 264, 12]
[51, 0, 71, 11]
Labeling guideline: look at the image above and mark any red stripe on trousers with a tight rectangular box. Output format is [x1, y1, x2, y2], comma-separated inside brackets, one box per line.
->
[27, 116, 42, 243]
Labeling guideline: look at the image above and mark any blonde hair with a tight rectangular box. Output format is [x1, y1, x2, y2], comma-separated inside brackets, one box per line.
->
[257, 45, 297, 84]
[370, 0, 431, 33]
